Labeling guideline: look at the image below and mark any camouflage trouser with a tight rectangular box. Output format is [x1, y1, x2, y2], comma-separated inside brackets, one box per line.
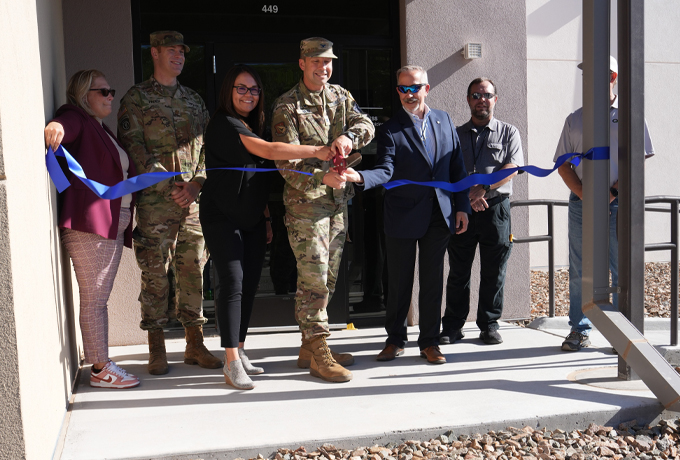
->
[285, 202, 347, 340]
[133, 200, 207, 330]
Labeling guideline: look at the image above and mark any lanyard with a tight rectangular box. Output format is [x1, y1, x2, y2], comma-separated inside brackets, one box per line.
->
[470, 128, 489, 174]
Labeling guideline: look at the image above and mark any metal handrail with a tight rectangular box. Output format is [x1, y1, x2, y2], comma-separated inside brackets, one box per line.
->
[510, 199, 568, 318]
[511, 196, 680, 345]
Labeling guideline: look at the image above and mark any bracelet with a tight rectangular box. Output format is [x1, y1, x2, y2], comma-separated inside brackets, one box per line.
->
[610, 187, 618, 197]
[264, 217, 271, 222]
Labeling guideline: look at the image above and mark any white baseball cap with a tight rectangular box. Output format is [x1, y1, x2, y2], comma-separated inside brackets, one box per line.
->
[577, 55, 618, 73]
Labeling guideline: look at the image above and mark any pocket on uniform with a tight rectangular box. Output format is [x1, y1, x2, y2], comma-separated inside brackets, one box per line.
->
[296, 111, 326, 143]
[132, 229, 165, 274]
[487, 143, 505, 164]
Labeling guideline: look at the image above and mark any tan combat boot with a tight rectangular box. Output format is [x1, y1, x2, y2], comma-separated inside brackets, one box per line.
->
[297, 336, 355, 369]
[309, 336, 353, 383]
[184, 325, 223, 369]
[148, 329, 169, 375]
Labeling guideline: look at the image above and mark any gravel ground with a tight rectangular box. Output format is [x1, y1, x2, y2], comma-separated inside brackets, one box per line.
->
[238, 419, 680, 460]
[530, 262, 677, 320]
[232, 262, 679, 460]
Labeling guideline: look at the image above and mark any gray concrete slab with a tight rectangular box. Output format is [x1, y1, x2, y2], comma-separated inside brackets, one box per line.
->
[529, 316, 680, 365]
[58, 322, 677, 460]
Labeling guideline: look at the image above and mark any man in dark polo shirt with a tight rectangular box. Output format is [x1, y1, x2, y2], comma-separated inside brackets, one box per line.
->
[440, 77, 524, 346]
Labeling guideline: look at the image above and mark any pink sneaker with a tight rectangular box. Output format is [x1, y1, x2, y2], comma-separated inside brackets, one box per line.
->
[90, 360, 140, 389]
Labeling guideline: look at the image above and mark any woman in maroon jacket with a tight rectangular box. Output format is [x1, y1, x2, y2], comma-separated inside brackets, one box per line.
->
[45, 69, 139, 389]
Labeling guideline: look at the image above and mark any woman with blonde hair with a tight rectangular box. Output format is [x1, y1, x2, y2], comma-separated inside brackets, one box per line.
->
[44, 69, 139, 388]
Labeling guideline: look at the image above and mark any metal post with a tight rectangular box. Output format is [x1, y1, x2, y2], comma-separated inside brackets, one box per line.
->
[548, 203, 555, 317]
[672, 200, 679, 346]
[617, 0, 645, 380]
[580, 7, 680, 409]
[581, 0, 612, 316]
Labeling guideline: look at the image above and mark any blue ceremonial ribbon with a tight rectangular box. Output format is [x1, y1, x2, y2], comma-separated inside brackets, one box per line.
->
[45, 145, 313, 200]
[383, 147, 609, 192]
[46, 145, 610, 198]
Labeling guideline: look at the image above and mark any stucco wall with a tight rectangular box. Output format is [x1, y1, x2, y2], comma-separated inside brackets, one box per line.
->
[402, 0, 531, 322]
[526, 0, 679, 268]
[62, 0, 145, 346]
[0, 1, 74, 459]
[0, 167, 25, 459]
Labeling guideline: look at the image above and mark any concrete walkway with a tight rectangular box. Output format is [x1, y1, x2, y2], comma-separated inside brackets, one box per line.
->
[57, 321, 678, 460]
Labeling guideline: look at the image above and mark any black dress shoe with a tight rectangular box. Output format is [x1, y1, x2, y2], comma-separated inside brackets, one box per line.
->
[480, 329, 503, 344]
[439, 329, 465, 345]
[377, 344, 404, 361]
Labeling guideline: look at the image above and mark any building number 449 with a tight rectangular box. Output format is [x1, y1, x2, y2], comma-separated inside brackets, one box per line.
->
[262, 5, 279, 13]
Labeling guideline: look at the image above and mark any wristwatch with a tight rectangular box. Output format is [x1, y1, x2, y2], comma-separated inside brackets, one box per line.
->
[483, 184, 491, 193]
[610, 187, 618, 197]
[342, 131, 356, 143]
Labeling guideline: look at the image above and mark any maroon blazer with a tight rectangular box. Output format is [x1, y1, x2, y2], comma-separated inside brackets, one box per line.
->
[52, 104, 137, 247]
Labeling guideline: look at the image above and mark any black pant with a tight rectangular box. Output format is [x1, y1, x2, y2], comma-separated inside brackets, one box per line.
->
[385, 203, 450, 350]
[202, 218, 266, 348]
[443, 198, 513, 332]
[268, 201, 297, 294]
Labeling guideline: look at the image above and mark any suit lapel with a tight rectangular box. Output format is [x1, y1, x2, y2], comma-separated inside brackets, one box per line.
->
[397, 109, 431, 168]
[430, 110, 444, 169]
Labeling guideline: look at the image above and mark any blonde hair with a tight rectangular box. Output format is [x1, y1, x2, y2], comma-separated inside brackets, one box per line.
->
[66, 69, 106, 116]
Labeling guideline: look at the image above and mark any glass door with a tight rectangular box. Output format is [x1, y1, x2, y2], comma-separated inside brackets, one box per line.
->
[212, 41, 348, 328]
[133, 0, 400, 329]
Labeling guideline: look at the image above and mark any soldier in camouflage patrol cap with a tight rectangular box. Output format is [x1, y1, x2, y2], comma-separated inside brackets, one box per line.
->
[271, 37, 374, 383]
[150, 30, 190, 52]
[117, 30, 222, 375]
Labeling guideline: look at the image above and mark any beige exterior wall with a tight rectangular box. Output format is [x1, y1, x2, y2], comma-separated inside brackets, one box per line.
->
[62, 0, 145, 346]
[401, 0, 531, 321]
[0, 1, 74, 459]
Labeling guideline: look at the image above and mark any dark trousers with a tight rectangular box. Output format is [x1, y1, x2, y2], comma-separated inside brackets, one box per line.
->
[202, 218, 267, 348]
[443, 198, 513, 332]
[385, 203, 450, 350]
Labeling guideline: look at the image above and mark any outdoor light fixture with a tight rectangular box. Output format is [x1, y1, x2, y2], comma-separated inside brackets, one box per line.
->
[462, 43, 482, 59]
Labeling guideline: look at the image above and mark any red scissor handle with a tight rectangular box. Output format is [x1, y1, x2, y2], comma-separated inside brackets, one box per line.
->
[332, 154, 347, 175]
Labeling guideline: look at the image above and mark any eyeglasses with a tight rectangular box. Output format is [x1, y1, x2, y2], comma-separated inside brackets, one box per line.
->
[233, 86, 262, 95]
[397, 84, 426, 94]
[470, 92, 495, 100]
[89, 88, 116, 97]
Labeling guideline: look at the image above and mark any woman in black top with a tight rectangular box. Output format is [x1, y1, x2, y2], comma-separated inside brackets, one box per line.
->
[200, 65, 332, 390]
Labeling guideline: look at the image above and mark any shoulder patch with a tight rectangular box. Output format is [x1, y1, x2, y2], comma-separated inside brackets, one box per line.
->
[274, 122, 287, 136]
[119, 116, 131, 131]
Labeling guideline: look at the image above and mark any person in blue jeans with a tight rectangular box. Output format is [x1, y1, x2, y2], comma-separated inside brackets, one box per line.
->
[554, 56, 655, 351]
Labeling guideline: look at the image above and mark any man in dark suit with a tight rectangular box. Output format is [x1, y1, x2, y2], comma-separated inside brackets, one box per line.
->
[344, 65, 470, 364]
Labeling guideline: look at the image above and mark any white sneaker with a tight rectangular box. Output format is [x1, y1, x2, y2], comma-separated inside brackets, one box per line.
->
[90, 360, 140, 389]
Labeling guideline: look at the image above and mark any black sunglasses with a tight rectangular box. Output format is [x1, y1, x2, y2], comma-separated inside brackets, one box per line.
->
[233, 86, 263, 95]
[396, 84, 426, 94]
[89, 88, 116, 97]
[470, 92, 495, 100]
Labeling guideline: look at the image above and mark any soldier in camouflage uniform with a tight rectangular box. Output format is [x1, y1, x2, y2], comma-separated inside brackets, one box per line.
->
[117, 31, 221, 375]
[271, 37, 374, 382]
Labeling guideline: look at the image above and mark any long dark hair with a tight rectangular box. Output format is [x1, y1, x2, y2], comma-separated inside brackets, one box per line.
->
[217, 64, 265, 137]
